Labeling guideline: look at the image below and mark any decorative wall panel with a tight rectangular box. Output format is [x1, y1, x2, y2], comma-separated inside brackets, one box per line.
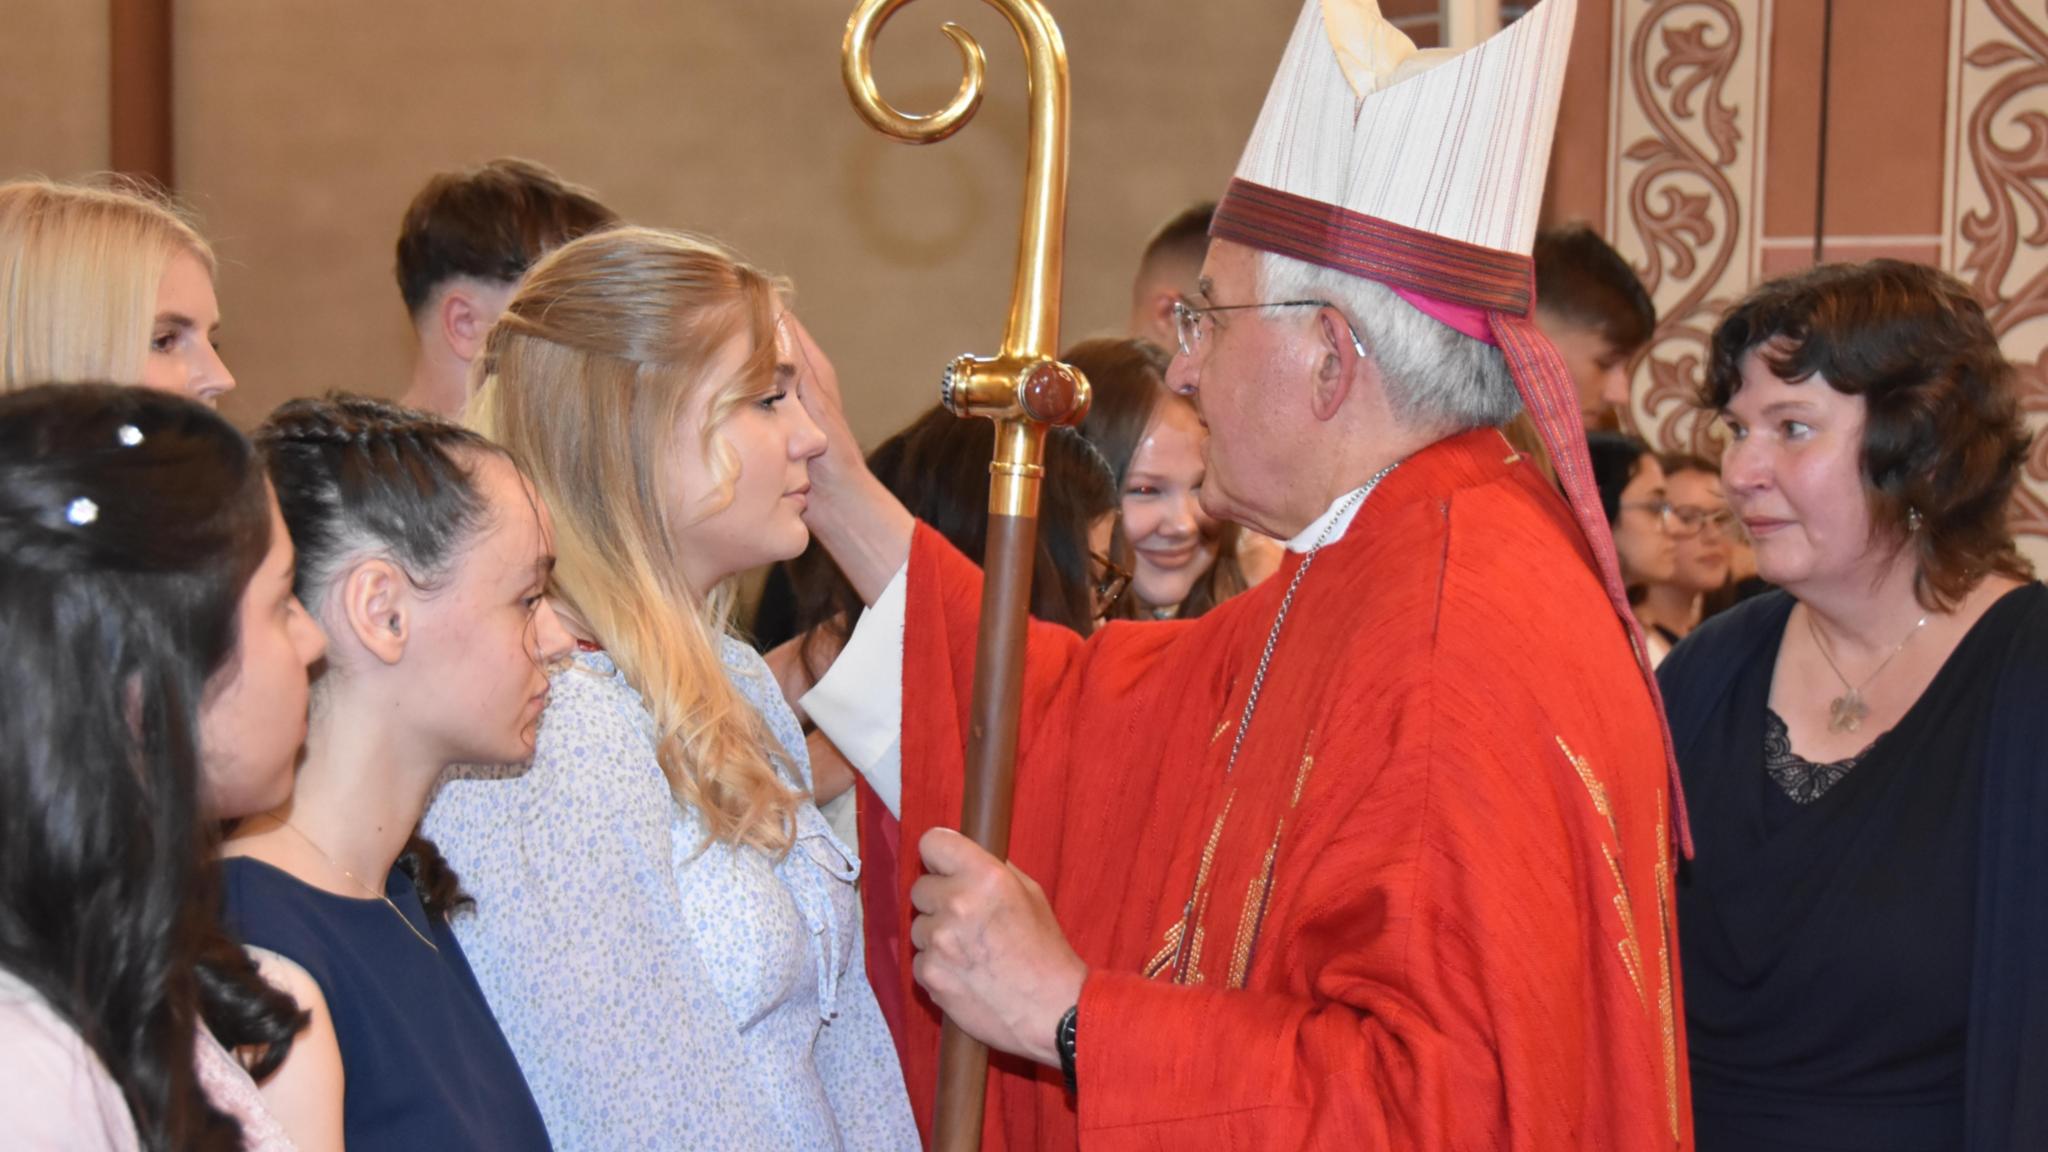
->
[1946, 0, 2048, 568]
[1606, 0, 1772, 454]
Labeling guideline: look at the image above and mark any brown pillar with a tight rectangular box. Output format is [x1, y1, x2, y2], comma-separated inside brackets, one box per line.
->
[109, 0, 173, 188]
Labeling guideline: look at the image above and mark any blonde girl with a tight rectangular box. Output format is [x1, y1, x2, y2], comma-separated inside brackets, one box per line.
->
[426, 227, 918, 1150]
[0, 178, 234, 403]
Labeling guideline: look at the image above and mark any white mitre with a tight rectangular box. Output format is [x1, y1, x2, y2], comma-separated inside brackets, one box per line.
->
[1226, 0, 1576, 262]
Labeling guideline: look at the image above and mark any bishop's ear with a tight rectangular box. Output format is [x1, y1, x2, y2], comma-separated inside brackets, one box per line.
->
[1309, 306, 1368, 422]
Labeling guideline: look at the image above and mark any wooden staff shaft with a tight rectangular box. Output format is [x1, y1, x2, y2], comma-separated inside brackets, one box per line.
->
[841, 6, 1079, 1146]
[933, 436, 1042, 1150]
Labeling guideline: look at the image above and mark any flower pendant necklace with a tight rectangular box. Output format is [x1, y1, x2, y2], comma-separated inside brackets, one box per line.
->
[1805, 608, 1928, 734]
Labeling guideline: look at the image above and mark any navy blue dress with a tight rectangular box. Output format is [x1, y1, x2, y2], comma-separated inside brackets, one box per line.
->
[221, 856, 552, 1151]
[1662, 585, 2048, 1152]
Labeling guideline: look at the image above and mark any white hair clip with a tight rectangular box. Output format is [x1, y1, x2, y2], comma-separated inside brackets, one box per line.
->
[117, 424, 144, 447]
[66, 497, 99, 526]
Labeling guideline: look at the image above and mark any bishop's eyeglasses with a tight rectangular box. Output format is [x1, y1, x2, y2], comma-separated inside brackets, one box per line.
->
[1170, 298, 1365, 359]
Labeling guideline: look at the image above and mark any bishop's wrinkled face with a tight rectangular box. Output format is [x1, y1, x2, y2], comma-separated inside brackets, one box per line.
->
[1163, 239, 1323, 539]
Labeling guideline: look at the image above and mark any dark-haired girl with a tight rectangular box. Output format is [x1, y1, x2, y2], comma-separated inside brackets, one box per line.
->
[1661, 260, 2048, 1152]
[221, 396, 568, 1151]
[0, 384, 321, 1151]
[1587, 431, 1681, 666]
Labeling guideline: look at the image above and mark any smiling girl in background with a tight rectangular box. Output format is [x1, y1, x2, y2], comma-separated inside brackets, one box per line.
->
[1069, 337, 1258, 621]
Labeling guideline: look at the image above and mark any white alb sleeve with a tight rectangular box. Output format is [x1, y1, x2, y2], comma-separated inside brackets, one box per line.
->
[800, 561, 907, 818]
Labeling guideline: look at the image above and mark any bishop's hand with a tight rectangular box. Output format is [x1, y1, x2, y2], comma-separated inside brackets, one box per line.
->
[781, 312, 912, 603]
[781, 312, 863, 485]
[910, 827, 1086, 1068]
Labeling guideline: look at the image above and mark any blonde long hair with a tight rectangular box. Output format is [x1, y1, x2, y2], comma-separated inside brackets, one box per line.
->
[0, 178, 214, 391]
[470, 226, 802, 854]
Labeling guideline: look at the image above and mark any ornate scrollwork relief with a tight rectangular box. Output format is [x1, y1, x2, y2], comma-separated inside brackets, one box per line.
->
[1951, 0, 2048, 556]
[1609, 0, 1764, 455]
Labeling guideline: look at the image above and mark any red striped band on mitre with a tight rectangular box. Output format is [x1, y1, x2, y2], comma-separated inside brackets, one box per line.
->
[1210, 178, 1535, 319]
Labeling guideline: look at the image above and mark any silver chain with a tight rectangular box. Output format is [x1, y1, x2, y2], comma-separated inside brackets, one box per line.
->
[1221, 463, 1397, 777]
[1168, 463, 1398, 981]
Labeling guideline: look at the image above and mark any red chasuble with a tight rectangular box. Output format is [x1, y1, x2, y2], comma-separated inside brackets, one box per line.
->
[881, 429, 1691, 1151]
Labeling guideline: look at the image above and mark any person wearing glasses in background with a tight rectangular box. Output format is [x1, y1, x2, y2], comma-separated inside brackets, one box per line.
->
[1637, 454, 1736, 648]
[1589, 431, 1681, 666]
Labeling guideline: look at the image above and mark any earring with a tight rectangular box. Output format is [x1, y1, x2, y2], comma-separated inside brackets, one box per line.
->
[1907, 507, 1924, 534]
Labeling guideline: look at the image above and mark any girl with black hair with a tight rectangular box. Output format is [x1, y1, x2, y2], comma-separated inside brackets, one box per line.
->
[1588, 430, 1681, 666]
[0, 384, 323, 1151]
[220, 395, 569, 1151]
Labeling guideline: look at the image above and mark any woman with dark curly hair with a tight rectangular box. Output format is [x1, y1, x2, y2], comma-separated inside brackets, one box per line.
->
[0, 384, 320, 1150]
[1660, 260, 2046, 1152]
[220, 395, 570, 1151]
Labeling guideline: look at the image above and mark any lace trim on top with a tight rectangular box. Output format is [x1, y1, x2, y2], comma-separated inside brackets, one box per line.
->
[1763, 709, 1873, 803]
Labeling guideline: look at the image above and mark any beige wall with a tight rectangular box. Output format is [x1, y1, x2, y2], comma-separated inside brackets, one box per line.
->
[1, 0, 109, 179]
[2, 0, 1303, 445]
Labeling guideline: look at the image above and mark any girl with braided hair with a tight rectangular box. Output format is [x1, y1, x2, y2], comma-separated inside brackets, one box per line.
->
[425, 226, 918, 1148]
[220, 395, 570, 1151]
[0, 384, 320, 1150]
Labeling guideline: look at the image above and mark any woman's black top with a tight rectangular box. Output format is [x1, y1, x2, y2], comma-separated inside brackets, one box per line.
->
[1659, 585, 2048, 1152]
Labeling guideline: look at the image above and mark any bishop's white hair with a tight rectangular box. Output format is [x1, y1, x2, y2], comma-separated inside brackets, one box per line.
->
[1257, 251, 1521, 434]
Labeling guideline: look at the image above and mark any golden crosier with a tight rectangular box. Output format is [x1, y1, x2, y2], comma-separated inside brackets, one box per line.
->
[843, 3, 1089, 1148]
[841, 0, 1090, 518]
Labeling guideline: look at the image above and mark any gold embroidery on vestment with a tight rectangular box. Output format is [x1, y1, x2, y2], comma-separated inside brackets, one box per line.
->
[1654, 801, 1680, 1143]
[1156, 791, 1236, 984]
[1291, 752, 1315, 806]
[1229, 826, 1284, 988]
[1223, 744, 1317, 987]
[1605, 848, 1645, 1005]
[1144, 921, 1183, 980]
[1557, 736, 1615, 834]
[1565, 734, 1683, 1143]
[1561, 738, 1649, 1006]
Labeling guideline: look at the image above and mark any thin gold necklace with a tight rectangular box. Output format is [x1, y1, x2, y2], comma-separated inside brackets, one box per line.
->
[1805, 608, 1928, 734]
[272, 816, 440, 953]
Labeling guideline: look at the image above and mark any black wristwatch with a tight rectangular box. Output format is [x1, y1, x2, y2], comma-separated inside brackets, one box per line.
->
[1055, 1003, 1079, 1095]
